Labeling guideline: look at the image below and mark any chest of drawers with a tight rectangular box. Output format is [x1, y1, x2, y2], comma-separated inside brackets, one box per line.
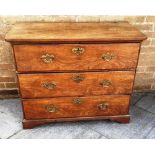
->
[5, 22, 146, 129]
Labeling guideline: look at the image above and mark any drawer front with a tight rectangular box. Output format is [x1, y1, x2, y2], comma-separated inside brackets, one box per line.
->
[18, 71, 134, 98]
[23, 95, 130, 120]
[14, 43, 139, 72]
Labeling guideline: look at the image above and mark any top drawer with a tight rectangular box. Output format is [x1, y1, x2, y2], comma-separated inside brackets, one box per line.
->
[13, 43, 140, 72]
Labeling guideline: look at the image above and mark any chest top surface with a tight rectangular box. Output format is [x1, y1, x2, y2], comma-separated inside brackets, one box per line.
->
[5, 22, 146, 43]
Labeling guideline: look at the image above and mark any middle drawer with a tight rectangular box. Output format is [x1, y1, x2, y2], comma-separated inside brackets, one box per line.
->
[18, 71, 134, 98]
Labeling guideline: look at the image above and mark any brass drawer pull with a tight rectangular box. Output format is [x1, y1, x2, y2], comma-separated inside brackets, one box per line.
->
[99, 80, 112, 87]
[41, 82, 56, 90]
[72, 74, 85, 83]
[41, 53, 55, 63]
[46, 105, 57, 113]
[98, 102, 109, 110]
[72, 47, 85, 56]
[72, 98, 83, 105]
[101, 52, 115, 61]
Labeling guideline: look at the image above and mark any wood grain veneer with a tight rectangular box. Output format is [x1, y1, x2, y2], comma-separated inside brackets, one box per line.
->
[5, 22, 146, 129]
[13, 43, 140, 72]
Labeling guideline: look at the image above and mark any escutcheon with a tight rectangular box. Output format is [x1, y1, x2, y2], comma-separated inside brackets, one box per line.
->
[72, 98, 83, 105]
[72, 74, 85, 83]
[72, 47, 85, 56]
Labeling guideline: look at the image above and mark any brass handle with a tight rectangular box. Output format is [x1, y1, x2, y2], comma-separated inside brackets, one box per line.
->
[41, 53, 55, 63]
[99, 80, 112, 87]
[72, 98, 83, 105]
[101, 52, 114, 61]
[72, 74, 85, 83]
[41, 82, 56, 90]
[98, 103, 109, 110]
[72, 47, 85, 56]
[46, 105, 57, 113]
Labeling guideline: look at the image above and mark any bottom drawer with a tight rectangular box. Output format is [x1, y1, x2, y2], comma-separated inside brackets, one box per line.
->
[23, 95, 130, 120]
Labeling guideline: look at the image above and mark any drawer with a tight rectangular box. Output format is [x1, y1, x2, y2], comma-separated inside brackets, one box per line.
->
[23, 95, 130, 120]
[14, 43, 139, 72]
[18, 71, 134, 98]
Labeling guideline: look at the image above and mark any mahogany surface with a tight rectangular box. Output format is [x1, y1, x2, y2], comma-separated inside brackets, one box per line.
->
[18, 71, 134, 98]
[23, 95, 130, 120]
[13, 43, 139, 72]
[5, 22, 146, 129]
[22, 115, 130, 129]
[5, 22, 146, 43]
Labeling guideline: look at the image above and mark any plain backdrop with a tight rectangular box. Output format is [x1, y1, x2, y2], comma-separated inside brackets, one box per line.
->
[0, 0, 154, 15]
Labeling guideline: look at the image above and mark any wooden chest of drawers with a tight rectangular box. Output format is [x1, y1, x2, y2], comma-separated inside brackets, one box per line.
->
[5, 22, 146, 129]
